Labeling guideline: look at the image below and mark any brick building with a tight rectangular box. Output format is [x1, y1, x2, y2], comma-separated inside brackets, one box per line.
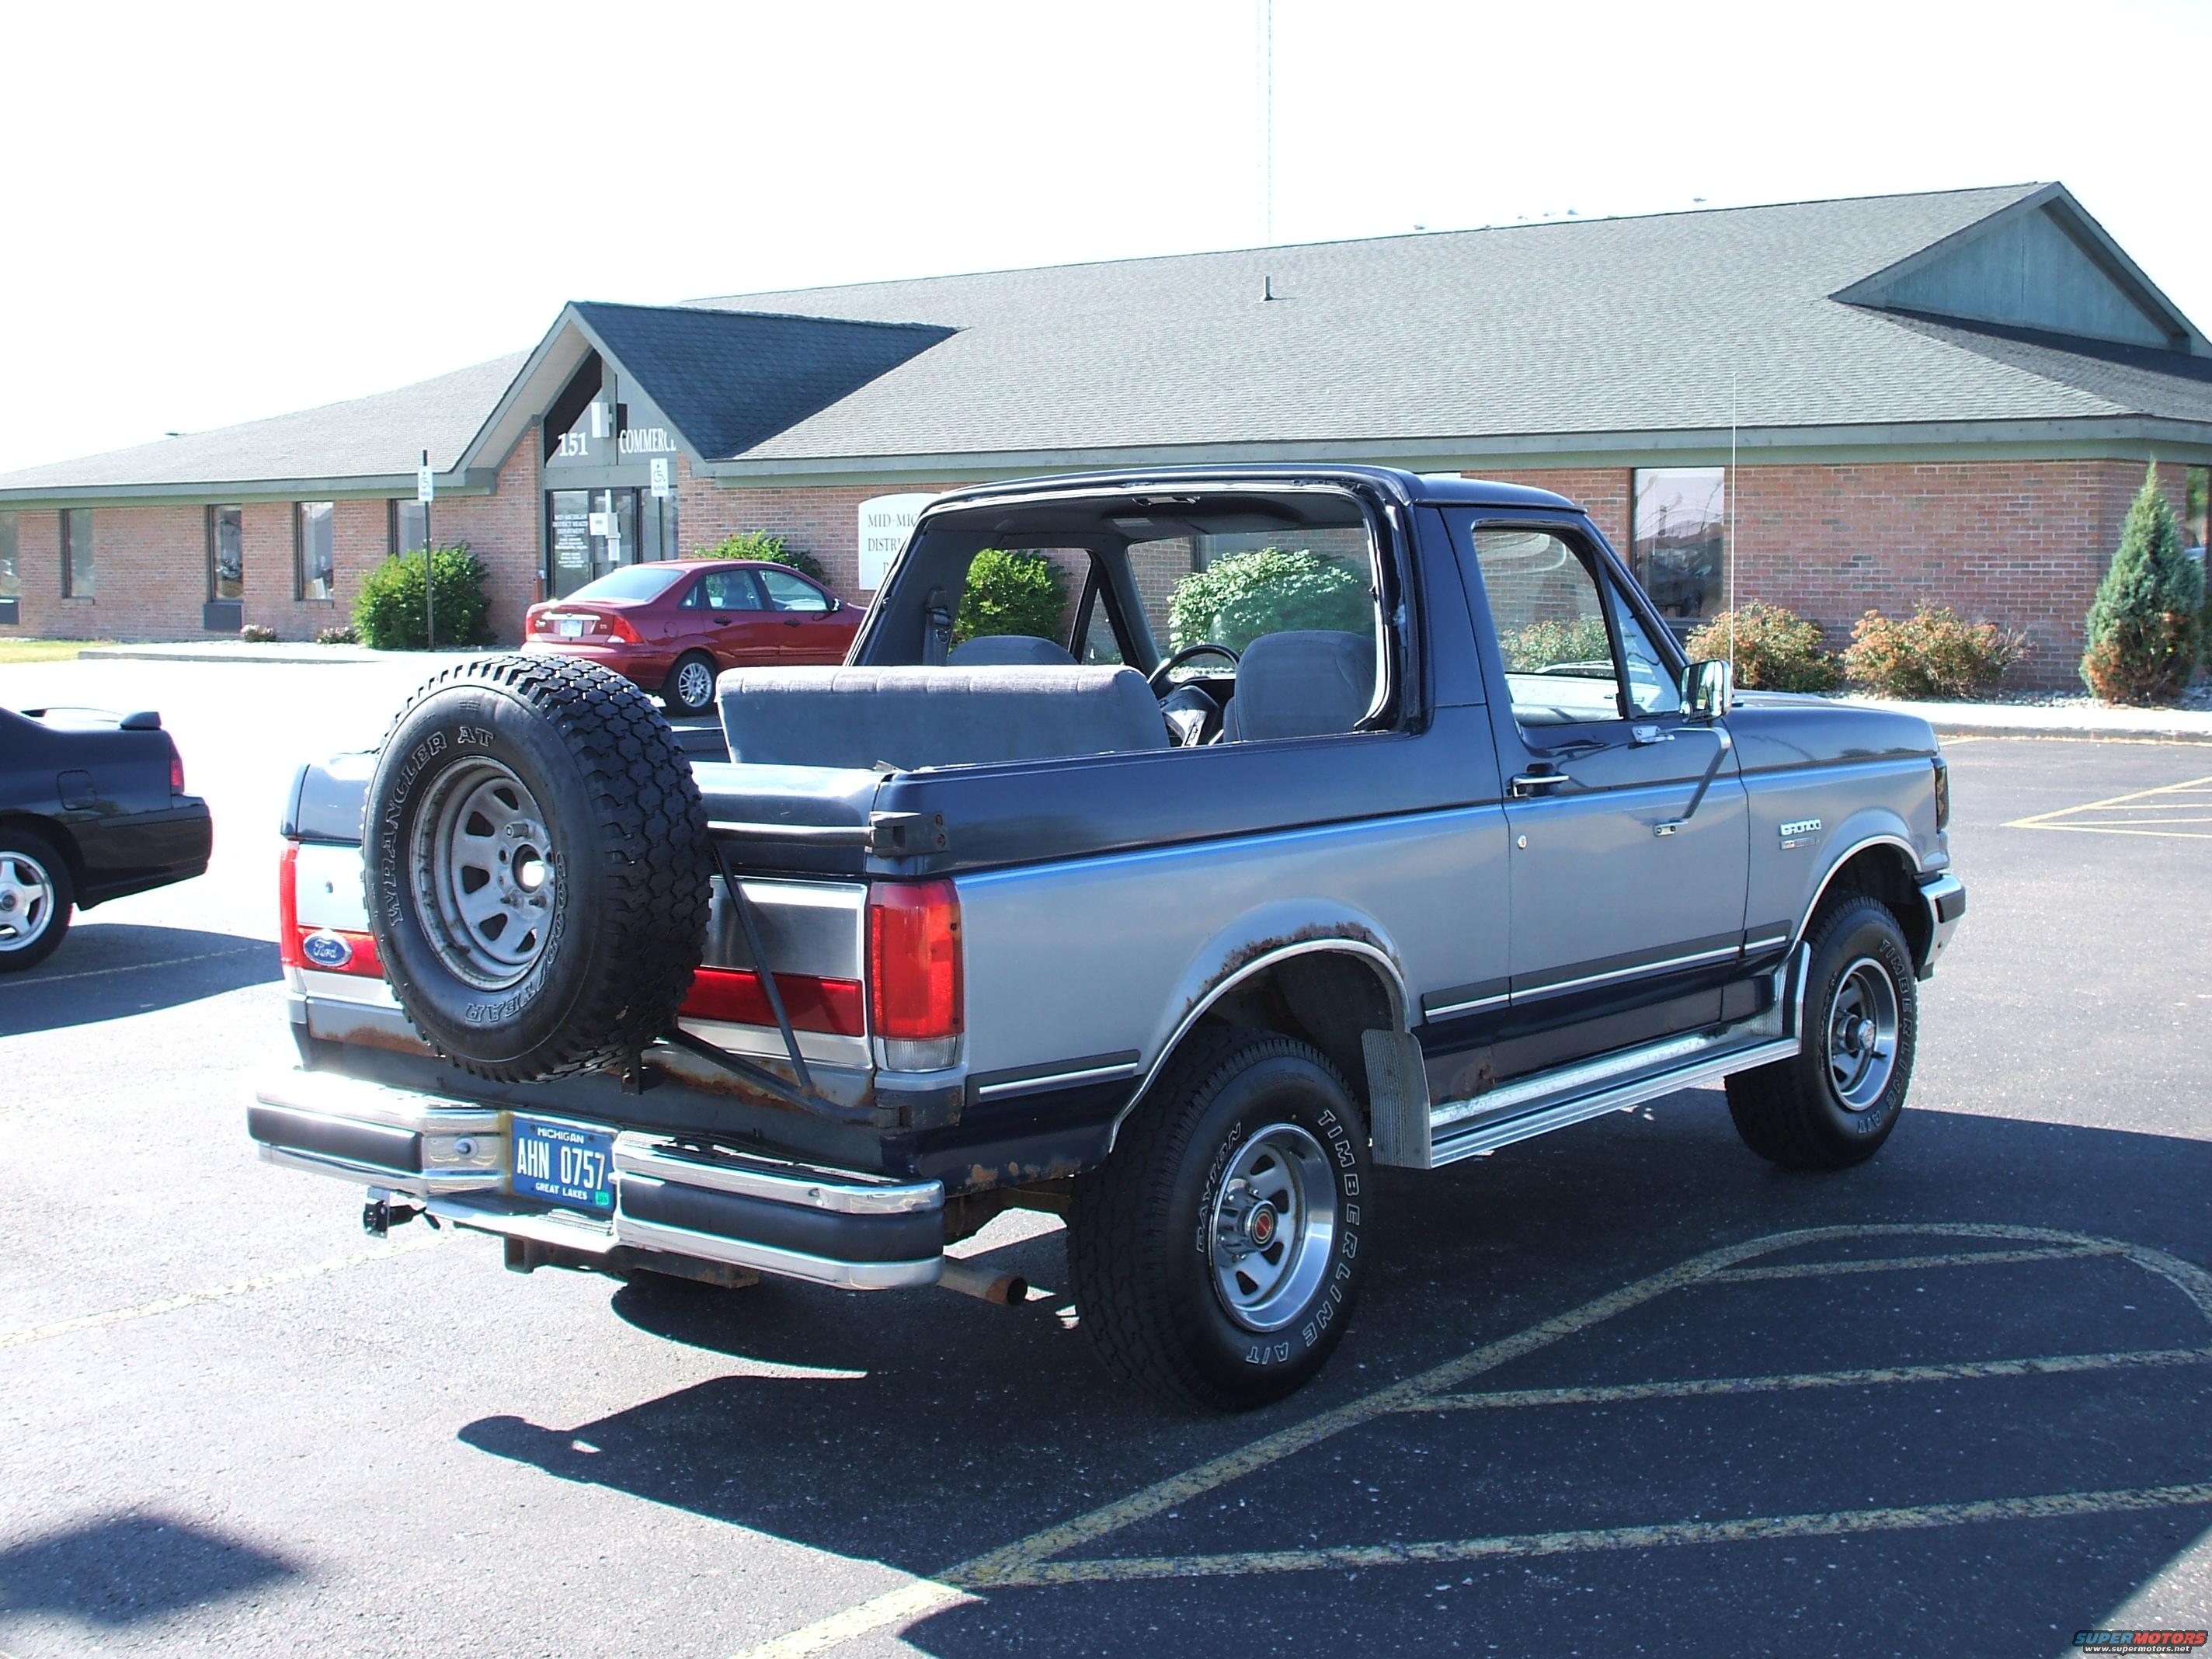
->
[2, 182, 2207, 687]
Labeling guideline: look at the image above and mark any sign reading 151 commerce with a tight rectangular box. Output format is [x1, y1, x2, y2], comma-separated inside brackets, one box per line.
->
[857, 493, 937, 590]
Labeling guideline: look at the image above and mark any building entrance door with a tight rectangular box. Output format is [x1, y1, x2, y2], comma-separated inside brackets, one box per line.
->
[548, 489, 639, 597]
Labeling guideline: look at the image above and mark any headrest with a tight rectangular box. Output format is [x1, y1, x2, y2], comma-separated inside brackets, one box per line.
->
[948, 634, 1077, 667]
[1223, 630, 1378, 741]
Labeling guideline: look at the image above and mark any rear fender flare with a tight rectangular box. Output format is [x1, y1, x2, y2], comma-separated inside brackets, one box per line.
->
[1106, 905, 1416, 1155]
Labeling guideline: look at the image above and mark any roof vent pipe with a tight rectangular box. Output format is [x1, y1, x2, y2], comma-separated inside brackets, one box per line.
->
[1263, 274, 1275, 301]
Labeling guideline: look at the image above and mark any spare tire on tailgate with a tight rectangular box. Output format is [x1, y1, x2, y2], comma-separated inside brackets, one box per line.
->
[361, 655, 712, 1081]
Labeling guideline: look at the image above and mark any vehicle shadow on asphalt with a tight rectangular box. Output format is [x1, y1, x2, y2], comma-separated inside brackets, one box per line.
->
[0, 925, 277, 1037]
[0, 1511, 297, 1634]
[457, 1103, 2212, 1657]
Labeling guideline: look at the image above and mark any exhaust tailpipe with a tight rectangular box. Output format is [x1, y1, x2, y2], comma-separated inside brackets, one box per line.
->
[937, 1259, 1028, 1305]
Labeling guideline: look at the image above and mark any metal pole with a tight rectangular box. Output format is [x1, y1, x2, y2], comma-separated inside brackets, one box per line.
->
[421, 447, 435, 649]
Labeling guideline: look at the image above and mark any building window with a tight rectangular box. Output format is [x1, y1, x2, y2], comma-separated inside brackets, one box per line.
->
[207, 505, 244, 600]
[391, 499, 429, 556]
[1631, 468, 1726, 621]
[295, 501, 336, 600]
[61, 508, 94, 598]
[0, 513, 17, 600]
[2187, 466, 2209, 553]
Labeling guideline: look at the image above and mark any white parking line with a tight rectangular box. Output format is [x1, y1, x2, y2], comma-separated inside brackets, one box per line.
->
[0, 1230, 448, 1351]
[1400, 1345, 2212, 1413]
[0, 944, 268, 989]
[732, 1223, 2212, 1658]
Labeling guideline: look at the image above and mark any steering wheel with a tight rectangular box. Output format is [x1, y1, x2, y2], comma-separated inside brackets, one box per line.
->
[1146, 642, 1240, 694]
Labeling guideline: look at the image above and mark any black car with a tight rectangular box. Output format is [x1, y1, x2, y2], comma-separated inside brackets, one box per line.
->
[0, 705, 213, 971]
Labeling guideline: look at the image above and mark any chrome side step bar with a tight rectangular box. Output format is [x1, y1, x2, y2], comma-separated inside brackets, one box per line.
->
[1422, 949, 1808, 1169]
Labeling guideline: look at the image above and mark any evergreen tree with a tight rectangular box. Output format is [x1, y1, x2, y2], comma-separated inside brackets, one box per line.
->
[2079, 465, 2205, 704]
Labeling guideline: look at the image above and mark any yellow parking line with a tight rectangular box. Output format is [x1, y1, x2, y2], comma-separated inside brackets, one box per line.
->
[979, 1482, 2212, 1588]
[0, 1230, 449, 1351]
[1400, 1346, 2212, 1413]
[1701, 1244, 2116, 1282]
[2005, 773, 2212, 838]
[731, 1223, 2212, 1657]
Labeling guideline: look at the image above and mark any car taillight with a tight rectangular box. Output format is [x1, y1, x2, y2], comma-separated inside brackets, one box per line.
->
[605, 613, 642, 643]
[169, 740, 185, 794]
[683, 967, 865, 1035]
[277, 843, 302, 972]
[1933, 756, 1950, 832]
[868, 878, 962, 1069]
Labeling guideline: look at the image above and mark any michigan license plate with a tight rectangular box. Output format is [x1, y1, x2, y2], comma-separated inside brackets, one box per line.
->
[512, 1117, 614, 1213]
[556, 618, 584, 638]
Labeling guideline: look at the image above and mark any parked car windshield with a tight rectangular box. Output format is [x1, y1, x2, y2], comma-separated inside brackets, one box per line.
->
[567, 565, 687, 603]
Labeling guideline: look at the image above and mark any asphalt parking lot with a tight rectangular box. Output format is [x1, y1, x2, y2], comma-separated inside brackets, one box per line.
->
[2, 659, 2208, 1657]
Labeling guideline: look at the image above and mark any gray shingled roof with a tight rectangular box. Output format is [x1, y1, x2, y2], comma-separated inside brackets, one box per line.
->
[686, 183, 2211, 461]
[6, 184, 2208, 499]
[0, 353, 529, 493]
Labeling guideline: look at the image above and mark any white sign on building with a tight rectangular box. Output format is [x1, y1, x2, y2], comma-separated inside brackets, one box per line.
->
[856, 492, 937, 590]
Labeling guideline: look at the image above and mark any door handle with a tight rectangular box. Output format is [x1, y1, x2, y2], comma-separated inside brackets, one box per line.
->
[1510, 771, 1568, 798]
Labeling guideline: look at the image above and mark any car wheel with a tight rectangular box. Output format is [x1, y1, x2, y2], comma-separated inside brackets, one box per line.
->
[1068, 1029, 1371, 1411]
[360, 654, 712, 1081]
[0, 828, 72, 972]
[663, 652, 719, 717]
[1726, 893, 1918, 1170]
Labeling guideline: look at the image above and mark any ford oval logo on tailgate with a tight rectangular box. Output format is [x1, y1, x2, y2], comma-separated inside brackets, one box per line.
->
[301, 930, 353, 969]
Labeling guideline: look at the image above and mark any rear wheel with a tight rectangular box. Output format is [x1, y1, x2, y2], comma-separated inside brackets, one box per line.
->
[1727, 894, 1918, 1170]
[1068, 1030, 1371, 1410]
[663, 652, 718, 717]
[0, 829, 71, 972]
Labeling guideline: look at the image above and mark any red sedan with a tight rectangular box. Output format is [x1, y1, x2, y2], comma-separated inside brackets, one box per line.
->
[523, 559, 863, 714]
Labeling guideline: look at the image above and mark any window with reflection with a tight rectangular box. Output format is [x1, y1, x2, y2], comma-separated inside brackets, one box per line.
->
[1632, 468, 1726, 620]
[296, 502, 336, 600]
[61, 509, 94, 597]
[208, 506, 244, 600]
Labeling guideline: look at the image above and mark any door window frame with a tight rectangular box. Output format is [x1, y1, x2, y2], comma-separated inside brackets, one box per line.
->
[1452, 510, 1691, 749]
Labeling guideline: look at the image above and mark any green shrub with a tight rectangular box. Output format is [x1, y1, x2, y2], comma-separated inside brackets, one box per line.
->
[238, 624, 278, 644]
[1843, 603, 2028, 699]
[313, 624, 358, 646]
[1685, 602, 1842, 693]
[352, 545, 492, 650]
[1499, 614, 1612, 673]
[2078, 466, 2204, 704]
[954, 548, 1069, 645]
[697, 530, 826, 584]
[1167, 548, 1369, 653]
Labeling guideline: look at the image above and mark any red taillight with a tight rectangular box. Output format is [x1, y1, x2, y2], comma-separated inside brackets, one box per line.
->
[683, 967, 864, 1035]
[277, 843, 302, 969]
[604, 612, 642, 644]
[868, 879, 962, 1042]
[169, 742, 185, 794]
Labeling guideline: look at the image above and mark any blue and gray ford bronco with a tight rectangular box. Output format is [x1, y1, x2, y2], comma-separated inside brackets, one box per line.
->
[252, 466, 1963, 1410]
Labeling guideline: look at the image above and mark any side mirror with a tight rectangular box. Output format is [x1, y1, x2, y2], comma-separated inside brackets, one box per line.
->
[1682, 658, 1733, 721]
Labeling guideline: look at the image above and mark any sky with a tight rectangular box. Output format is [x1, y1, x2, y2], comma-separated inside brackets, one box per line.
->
[3, 0, 2208, 473]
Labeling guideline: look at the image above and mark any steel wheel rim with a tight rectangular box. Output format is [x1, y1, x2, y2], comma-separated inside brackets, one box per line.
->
[0, 850, 55, 952]
[676, 659, 715, 709]
[410, 759, 557, 990]
[1826, 955, 1900, 1111]
[1208, 1122, 1338, 1332]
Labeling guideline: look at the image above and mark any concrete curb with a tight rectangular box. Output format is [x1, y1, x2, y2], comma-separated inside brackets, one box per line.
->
[1921, 718, 2212, 745]
[1837, 697, 2212, 746]
[78, 645, 495, 666]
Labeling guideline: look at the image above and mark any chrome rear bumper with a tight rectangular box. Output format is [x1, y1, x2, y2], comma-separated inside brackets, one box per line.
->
[250, 1069, 944, 1290]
